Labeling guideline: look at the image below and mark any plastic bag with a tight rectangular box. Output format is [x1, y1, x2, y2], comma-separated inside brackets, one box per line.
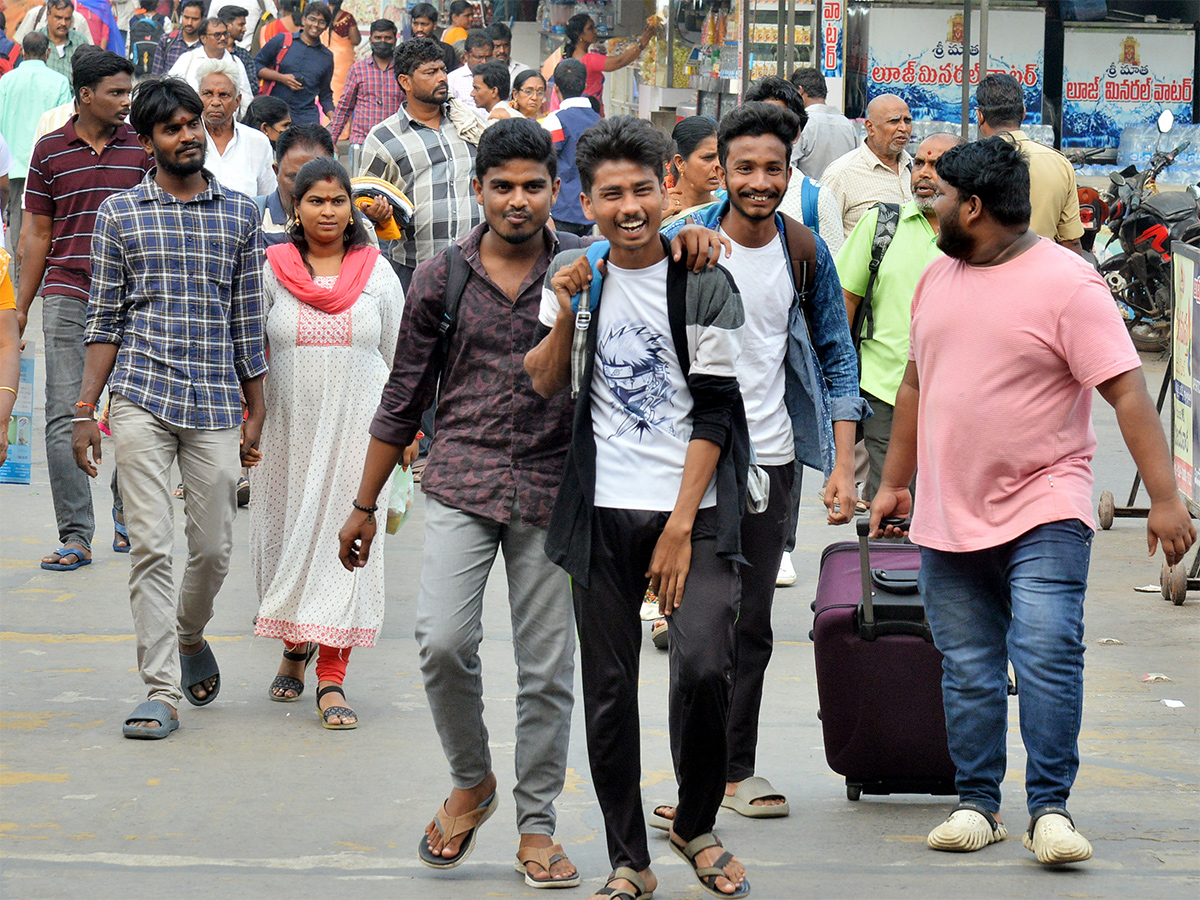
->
[386, 464, 415, 535]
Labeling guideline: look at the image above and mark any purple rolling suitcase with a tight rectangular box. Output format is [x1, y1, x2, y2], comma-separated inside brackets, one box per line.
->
[809, 519, 956, 801]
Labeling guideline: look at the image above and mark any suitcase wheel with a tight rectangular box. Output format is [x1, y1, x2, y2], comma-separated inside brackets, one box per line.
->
[846, 783, 862, 801]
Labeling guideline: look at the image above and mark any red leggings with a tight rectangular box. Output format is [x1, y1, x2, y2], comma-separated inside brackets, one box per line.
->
[284, 641, 351, 684]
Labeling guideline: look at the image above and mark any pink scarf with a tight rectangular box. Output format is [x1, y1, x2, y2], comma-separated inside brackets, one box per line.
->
[265, 242, 381, 315]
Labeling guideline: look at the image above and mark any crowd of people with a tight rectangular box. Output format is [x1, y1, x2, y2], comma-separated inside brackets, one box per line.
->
[1, 2, 1197, 898]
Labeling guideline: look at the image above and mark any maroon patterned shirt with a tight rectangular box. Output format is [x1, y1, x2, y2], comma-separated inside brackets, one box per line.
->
[370, 224, 573, 528]
[23, 118, 153, 303]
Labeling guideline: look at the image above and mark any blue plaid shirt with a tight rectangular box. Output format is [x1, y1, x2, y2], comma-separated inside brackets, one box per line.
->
[86, 170, 268, 430]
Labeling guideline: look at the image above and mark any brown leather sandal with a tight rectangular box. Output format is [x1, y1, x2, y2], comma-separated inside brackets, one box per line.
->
[513, 842, 581, 888]
[417, 792, 498, 869]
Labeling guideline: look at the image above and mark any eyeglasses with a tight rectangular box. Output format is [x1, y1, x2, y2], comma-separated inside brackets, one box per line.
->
[518, 87, 546, 97]
[303, 15, 328, 25]
[206, 31, 228, 39]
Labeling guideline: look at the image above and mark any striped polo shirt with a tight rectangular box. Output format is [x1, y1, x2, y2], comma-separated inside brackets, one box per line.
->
[23, 118, 152, 303]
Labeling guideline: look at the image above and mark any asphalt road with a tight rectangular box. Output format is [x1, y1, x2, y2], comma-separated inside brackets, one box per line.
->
[1, 318, 1197, 899]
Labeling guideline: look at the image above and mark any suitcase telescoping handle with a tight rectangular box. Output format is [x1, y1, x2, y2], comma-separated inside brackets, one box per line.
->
[855, 517, 911, 628]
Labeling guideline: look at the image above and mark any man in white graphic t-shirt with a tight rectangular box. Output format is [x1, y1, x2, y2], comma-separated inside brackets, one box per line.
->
[653, 102, 865, 829]
[526, 115, 751, 900]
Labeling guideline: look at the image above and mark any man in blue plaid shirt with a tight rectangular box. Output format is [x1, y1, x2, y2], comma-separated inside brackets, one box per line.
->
[73, 76, 267, 741]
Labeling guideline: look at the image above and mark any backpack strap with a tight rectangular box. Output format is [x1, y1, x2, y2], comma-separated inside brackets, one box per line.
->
[800, 177, 821, 236]
[850, 202, 900, 351]
[780, 213, 818, 343]
[435, 241, 472, 377]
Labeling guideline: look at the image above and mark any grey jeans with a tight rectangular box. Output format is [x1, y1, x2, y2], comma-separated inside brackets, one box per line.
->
[414, 496, 576, 835]
[110, 395, 240, 707]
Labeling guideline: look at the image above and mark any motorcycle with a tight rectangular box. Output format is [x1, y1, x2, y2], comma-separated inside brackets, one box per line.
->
[1067, 147, 1111, 264]
[1098, 110, 1200, 351]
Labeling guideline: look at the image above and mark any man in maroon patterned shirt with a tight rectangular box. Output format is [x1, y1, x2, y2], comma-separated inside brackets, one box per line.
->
[16, 48, 150, 570]
[339, 117, 731, 888]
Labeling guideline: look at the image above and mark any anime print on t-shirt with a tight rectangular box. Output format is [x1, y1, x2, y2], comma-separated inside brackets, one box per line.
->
[597, 321, 677, 439]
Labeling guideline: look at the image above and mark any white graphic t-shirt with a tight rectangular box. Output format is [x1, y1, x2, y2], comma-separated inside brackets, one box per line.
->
[718, 228, 796, 466]
[584, 258, 716, 512]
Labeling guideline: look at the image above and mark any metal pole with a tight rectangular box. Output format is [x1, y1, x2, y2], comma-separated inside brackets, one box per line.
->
[961, 0, 972, 135]
[979, 0, 989, 88]
[741, 0, 750, 102]
[785, 0, 796, 77]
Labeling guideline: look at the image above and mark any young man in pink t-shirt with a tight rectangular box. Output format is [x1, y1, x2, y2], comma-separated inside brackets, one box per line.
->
[869, 137, 1194, 866]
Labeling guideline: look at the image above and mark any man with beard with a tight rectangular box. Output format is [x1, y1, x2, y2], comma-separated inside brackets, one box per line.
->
[17, 49, 150, 570]
[196, 58, 275, 198]
[821, 92, 913, 237]
[835, 132, 962, 503]
[340, 117, 581, 887]
[869, 136, 1194, 865]
[652, 101, 864, 833]
[325, 18, 401, 173]
[150, 0, 203, 75]
[357, 36, 480, 290]
[73, 75, 266, 740]
[408, 3, 459, 73]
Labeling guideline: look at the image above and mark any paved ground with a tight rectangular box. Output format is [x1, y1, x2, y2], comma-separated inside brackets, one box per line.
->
[1, 316, 1197, 898]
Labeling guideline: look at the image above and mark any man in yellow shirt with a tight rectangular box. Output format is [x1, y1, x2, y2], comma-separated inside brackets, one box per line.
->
[976, 73, 1084, 256]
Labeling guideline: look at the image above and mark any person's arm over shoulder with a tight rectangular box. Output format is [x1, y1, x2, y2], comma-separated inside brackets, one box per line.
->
[369, 252, 452, 446]
[809, 235, 870, 415]
[228, 201, 268, 381]
[85, 200, 130, 346]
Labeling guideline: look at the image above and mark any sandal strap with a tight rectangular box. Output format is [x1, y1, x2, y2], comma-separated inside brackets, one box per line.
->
[321, 705, 356, 720]
[953, 802, 1002, 832]
[124, 700, 172, 727]
[515, 842, 567, 870]
[679, 831, 723, 859]
[432, 797, 494, 842]
[270, 675, 304, 692]
[315, 684, 346, 701]
[595, 867, 646, 898]
[282, 643, 313, 661]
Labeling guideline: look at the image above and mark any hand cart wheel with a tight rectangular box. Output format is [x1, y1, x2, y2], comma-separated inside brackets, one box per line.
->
[1098, 491, 1115, 530]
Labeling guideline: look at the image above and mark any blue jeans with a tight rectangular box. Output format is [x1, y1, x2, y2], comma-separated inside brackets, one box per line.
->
[919, 519, 1092, 816]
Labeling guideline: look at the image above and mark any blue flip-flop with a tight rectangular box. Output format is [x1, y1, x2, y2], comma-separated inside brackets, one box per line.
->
[179, 641, 220, 707]
[122, 700, 179, 740]
[40, 548, 92, 571]
[112, 508, 131, 554]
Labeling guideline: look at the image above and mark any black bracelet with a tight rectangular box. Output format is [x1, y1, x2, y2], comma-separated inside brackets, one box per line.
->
[352, 500, 378, 514]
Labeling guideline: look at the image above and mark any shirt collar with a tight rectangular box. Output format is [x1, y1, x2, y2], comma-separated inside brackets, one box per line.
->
[859, 141, 913, 171]
[63, 116, 137, 149]
[559, 96, 594, 110]
[137, 168, 224, 204]
[398, 102, 445, 131]
[459, 221, 560, 281]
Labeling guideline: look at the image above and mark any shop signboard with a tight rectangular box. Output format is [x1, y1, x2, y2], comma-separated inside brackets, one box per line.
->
[1174, 243, 1200, 508]
[1062, 26, 1194, 150]
[865, 4, 1044, 123]
[821, 0, 844, 78]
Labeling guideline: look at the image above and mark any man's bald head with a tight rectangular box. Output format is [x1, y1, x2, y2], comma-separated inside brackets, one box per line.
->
[864, 94, 913, 162]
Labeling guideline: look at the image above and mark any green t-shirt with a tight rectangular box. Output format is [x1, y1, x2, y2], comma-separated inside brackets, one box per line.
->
[835, 201, 941, 405]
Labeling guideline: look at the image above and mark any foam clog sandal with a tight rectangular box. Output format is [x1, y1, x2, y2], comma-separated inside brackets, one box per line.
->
[122, 700, 179, 740]
[719, 776, 790, 818]
[418, 792, 498, 869]
[1022, 807, 1091, 865]
[927, 802, 1008, 852]
[513, 842, 581, 888]
[179, 640, 220, 707]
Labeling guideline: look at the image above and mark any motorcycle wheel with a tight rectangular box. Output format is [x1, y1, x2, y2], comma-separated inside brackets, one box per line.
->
[1129, 320, 1171, 352]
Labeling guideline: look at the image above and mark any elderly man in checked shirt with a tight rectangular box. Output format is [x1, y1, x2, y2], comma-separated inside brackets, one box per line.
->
[73, 77, 267, 741]
[356, 37, 481, 291]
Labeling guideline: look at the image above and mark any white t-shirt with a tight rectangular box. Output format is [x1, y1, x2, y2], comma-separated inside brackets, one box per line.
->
[718, 228, 795, 466]
[204, 122, 278, 199]
[586, 258, 716, 512]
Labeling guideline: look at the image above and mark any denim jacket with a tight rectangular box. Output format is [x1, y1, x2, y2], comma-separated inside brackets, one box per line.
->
[662, 200, 870, 473]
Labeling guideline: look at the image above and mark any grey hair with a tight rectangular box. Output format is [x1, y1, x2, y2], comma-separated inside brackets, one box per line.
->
[195, 56, 242, 95]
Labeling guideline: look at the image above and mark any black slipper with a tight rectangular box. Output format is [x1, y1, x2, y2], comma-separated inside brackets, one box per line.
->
[179, 640, 220, 707]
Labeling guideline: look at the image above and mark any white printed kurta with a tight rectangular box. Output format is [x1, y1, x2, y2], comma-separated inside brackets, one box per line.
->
[251, 256, 404, 647]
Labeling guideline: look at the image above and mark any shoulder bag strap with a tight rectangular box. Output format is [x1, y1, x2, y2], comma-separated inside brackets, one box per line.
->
[850, 201, 900, 350]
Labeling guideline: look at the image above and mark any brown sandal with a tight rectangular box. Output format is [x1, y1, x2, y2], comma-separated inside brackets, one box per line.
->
[417, 792, 498, 868]
[513, 842, 581, 888]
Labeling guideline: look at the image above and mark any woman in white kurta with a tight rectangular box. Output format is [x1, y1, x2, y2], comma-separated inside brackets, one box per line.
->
[251, 157, 405, 729]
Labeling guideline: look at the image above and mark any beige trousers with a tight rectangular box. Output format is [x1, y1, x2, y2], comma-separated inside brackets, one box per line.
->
[110, 395, 240, 706]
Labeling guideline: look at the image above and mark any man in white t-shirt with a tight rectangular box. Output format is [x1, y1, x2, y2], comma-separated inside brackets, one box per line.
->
[526, 116, 751, 900]
[654, 101, 864, 828]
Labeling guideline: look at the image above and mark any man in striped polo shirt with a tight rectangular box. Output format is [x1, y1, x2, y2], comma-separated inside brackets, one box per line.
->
[16, 49, 150, 571]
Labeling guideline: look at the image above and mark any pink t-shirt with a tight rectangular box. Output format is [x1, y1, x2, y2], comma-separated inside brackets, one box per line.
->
[582, 51, 607, 99]
[908, 238, 1140, 552]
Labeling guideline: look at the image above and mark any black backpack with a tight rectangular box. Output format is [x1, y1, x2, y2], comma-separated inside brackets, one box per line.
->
[129, 14, 167, 77]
